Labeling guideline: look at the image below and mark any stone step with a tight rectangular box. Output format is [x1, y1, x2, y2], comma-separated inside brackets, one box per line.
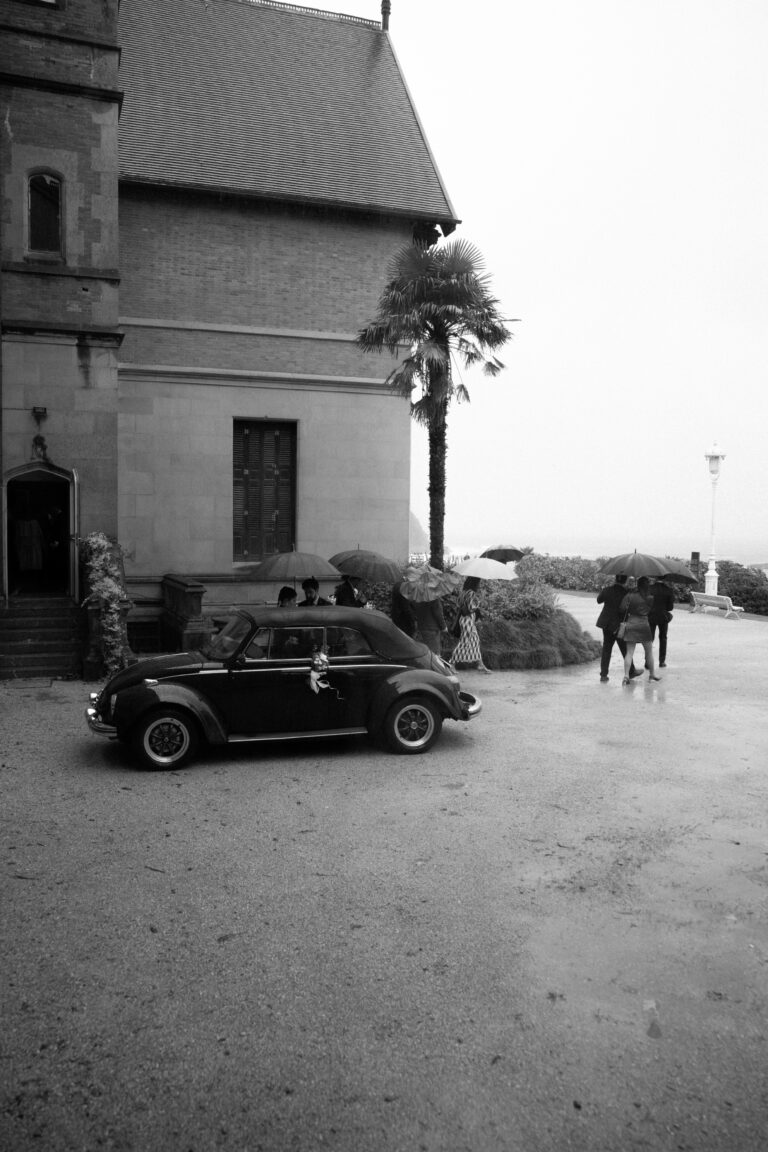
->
[0, 599, 85, 678]
[0, 651, 82, 678]
[0, 636, 81, 653]
[0, 619, 81, 638]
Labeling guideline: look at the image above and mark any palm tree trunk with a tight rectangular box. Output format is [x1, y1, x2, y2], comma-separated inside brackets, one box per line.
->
[428, 414, 447, 569]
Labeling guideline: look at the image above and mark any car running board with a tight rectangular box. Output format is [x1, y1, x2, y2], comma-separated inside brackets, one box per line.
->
[227, 726, 368, 743]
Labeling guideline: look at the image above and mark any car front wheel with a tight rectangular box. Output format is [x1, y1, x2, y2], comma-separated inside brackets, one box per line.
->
[132, 708, 200, 770]
[383, 696, 442, 754]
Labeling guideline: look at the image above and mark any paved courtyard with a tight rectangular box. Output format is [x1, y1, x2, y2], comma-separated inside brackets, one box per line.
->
[1, 593, 766, 1151]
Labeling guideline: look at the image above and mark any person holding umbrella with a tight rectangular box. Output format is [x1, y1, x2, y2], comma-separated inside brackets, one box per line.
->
[648, 575, 675, 668]
[619, 577, 661, 685]
[409, 594, 447, 655]
[451, 576, 491, 674]
[596, 573, 642, 683]
[334, 573, 364, 606]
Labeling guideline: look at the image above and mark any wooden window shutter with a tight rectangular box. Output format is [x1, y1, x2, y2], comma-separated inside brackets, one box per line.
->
[233, 421, 296, 561]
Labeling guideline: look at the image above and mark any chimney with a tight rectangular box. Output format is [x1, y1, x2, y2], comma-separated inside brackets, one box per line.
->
[381, 1, 391, 31]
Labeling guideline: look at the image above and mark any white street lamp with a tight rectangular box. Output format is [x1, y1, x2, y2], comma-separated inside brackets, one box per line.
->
[703, 442, 726, 594]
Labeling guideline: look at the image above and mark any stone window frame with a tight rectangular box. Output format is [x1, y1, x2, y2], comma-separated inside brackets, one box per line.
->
[26, 169, 65, 263]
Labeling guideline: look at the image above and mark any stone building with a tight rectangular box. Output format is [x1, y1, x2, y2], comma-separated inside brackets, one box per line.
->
[1, 0, 457, 654]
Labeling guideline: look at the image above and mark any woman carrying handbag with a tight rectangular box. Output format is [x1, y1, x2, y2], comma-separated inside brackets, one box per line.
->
[619, 576, 661, 685]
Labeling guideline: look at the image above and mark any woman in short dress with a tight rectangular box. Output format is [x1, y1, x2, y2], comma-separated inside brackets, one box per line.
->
[451, 577, 491, 674]
[619, 576, 661, 685]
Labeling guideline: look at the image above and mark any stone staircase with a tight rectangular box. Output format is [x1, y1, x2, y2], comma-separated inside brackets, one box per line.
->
[0, 597, 86, 679]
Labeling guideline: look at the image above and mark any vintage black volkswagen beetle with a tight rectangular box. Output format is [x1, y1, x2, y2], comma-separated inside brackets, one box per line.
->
[86, 606, 481, 768]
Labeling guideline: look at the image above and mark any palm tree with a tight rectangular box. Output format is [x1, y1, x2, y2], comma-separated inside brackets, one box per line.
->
[358, 239, 512, 569]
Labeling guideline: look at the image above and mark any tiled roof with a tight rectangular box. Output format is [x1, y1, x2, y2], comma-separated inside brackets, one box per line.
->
[118, 0, 458, 227]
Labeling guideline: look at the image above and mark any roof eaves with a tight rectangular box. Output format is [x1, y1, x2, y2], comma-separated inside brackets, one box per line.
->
[384, 33, 460, 229]
[118, 174, 460, 227]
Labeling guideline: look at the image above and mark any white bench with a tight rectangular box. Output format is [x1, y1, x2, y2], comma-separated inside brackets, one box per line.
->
[690, 591, 744, 619]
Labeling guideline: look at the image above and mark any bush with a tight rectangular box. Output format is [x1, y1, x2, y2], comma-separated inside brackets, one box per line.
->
[517, 553, 603, 592]
[709, 562, 768, 615]
[474, 609, 600, 670]
[440, 572, 599, 670]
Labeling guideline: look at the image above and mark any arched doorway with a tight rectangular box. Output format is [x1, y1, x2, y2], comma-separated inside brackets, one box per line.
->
[3, 463, 79, 599]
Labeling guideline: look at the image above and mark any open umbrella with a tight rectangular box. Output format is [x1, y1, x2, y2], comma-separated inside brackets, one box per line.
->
[329, 549, 403, 584]
[598, 551, 669, 579]
[481, 545, 524, 563]
[254, 551, 342, 583]
[658, 557, 698, 584]
[399, 563, 462, 602]
[453, 556, 518, 581]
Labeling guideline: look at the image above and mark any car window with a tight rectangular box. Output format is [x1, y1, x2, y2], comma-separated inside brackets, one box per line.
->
[269, 626, 325, 660]
[243, 628, 270, 661]
[203, 615, 252, 660]
[325, 625, 375, 658]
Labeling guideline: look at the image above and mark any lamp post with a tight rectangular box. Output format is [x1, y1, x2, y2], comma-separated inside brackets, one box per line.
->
[704, 442, 726, 594]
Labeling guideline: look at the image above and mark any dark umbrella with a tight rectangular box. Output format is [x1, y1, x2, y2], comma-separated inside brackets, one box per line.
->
[658, 558, 698, 584]
[254, 551, 342, 583]
[598, 551, 669, 579]
[481, 545, 525, 562]
[328, 549, 403, 584]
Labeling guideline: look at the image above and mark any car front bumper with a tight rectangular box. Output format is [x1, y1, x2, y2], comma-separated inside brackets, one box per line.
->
[85, 705, 117, 738]
[459, 691, 482, 719]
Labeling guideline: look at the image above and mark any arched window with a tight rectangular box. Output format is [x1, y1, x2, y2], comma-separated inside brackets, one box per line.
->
[28, 172, 63, 257]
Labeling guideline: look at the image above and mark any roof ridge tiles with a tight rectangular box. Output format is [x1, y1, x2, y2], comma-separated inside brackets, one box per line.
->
[225, 0, 380, 30]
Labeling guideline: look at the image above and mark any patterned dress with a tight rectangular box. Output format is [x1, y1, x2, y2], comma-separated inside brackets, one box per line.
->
[451, 590, 483, 664]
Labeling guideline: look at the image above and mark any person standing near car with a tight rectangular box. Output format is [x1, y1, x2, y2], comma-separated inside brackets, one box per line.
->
[596, 574, 641, 683]
[649, 575, 675, 668]
[334, 573, 363, 606]
[410, 595, 446, 655]
[298, 577, 331, 606]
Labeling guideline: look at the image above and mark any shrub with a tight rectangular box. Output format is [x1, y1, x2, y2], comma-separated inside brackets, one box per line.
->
[478, 576, 557, 621]
[474, 609, 600, 670]
[518, 552, 603, 592]
[80, 532, 133, 674]
[708, 562, 768, 615]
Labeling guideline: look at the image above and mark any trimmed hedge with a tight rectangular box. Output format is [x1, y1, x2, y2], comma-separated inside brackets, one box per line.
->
[474, 609, 601, 670]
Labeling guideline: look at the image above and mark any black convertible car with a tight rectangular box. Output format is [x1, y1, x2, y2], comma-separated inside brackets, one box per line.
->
[86, 606, 481, 768]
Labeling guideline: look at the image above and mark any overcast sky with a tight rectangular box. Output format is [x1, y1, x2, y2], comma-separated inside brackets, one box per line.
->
[330, 0, 767, 563]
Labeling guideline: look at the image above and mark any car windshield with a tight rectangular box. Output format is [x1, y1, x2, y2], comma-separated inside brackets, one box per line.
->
[201, 614, 253, 660]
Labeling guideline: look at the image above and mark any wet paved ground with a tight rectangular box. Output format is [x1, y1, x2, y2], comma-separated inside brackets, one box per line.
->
[1, 593, 766, 1151]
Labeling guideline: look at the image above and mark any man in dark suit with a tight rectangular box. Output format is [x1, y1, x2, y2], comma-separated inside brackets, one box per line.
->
[649, 575, 675, 667]
[596, 573, 641, 682]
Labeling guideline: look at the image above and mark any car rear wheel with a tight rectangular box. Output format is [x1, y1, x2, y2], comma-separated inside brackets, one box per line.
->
[383, 696, 442, 754]
[132, 708, 200, 770]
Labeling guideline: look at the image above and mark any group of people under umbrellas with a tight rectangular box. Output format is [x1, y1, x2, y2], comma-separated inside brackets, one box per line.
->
[596, 551, 694, 684]
[271, 547, 522, 675]
[392, 548, 523, 674]
[392, 568, 490, 672]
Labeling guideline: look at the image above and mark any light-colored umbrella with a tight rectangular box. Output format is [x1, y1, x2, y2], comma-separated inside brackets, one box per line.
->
[329, 549, 403, 584]
[597, 551, 670, 579]
[254, 551, 342, 582]
[480, 545, 525, 562]
[452, 556, 518, 581]
[399, 563, 462, 602]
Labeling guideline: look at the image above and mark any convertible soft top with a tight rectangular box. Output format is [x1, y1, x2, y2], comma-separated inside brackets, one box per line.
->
[234, 606, 429, 661]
